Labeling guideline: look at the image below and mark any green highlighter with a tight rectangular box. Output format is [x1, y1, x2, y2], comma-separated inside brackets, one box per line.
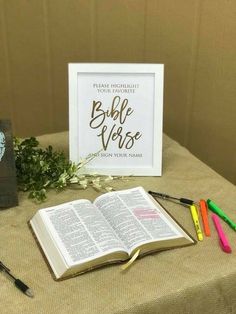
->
[207, 199, 236, 231]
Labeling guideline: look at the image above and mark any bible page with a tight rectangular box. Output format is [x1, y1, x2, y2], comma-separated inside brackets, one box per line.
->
[94, 187, 185, 254]
[39, 199, 127, 267]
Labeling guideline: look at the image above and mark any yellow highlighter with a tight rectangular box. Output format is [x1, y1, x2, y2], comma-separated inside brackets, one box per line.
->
[190, 205, 203, 241]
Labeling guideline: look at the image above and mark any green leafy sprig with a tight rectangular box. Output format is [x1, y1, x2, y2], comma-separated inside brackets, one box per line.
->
[14, 137, 120, 203]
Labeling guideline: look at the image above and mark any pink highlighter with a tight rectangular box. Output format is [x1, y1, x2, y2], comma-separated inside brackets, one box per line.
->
[212, 214, 232, 253]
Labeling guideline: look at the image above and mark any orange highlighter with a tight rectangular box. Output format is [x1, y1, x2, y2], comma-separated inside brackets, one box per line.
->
[199, 199, 211, 236]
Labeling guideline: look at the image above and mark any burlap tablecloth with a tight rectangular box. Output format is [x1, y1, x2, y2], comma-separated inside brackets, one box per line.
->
[0, 132, 235, 314]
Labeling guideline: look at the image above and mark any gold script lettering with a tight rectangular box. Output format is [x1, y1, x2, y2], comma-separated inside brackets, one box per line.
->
[89, 96, 142, 151]
[90, 96, 134, 129]
[97, 124, 142, 150]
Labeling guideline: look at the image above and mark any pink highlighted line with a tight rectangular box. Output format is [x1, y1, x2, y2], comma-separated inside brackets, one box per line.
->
[133, 208, 159, 219]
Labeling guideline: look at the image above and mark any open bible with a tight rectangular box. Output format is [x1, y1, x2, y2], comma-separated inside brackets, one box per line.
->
[30, 187, 195, 279]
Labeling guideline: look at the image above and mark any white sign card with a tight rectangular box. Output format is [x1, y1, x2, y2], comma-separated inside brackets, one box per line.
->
[69, 63, 164, 176]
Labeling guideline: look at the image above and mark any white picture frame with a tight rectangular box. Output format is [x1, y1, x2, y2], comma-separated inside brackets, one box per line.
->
[69, 63, 164, 176]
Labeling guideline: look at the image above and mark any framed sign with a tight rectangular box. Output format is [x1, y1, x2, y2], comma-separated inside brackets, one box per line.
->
[69, 63, 164, 176]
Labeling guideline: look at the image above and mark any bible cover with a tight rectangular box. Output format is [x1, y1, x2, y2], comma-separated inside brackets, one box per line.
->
[0, 120, 18, 208]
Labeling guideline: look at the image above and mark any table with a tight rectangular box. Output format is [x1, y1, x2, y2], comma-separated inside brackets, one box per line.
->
[0, 132, 236, 314]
